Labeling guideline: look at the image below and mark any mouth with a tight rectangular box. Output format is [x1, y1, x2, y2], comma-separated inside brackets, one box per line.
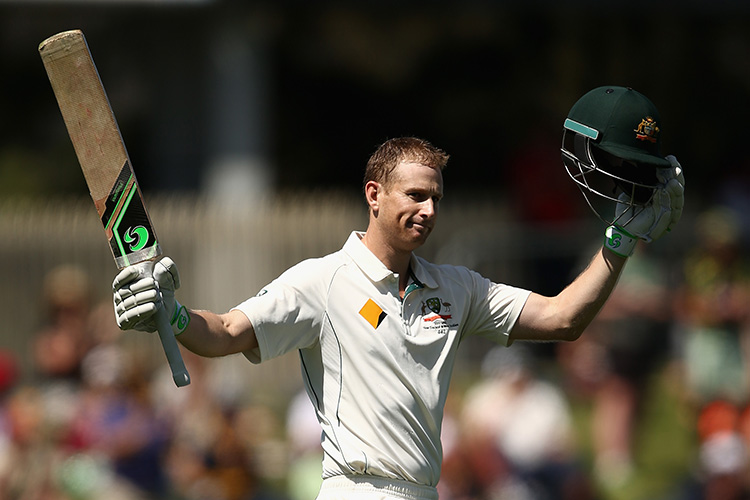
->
[410, 221, 433, 233]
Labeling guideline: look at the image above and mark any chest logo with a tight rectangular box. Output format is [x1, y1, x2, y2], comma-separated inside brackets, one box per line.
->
[425, 297, 441, 314]
[420, 297, 455, 335]
[360, 298, 387, 329]
[421, 297, 452, 320]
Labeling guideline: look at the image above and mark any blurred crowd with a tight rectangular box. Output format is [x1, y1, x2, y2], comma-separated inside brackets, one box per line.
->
[2, 205, 750, 500]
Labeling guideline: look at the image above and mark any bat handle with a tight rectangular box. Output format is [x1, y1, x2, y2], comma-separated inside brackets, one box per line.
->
[154, 305, 191, 387]
[135, 260, 191, 387]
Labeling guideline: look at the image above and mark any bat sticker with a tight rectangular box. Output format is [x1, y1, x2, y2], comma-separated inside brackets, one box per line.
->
[125, 226, 149, 252]
[101, 161, 160, 268]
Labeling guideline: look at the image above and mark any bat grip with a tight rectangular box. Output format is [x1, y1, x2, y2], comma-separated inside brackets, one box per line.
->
[154, 305, 191, 387]
[135, 261, 191, 387]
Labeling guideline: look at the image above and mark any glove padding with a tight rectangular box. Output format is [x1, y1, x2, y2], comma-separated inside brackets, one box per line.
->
[615, 155, 685, 243]
[113, 257, 180, 332]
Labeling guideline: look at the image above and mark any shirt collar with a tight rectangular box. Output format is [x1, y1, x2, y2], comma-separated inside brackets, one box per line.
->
[343, 231, 438, 289]
[408, 254, 439, 289]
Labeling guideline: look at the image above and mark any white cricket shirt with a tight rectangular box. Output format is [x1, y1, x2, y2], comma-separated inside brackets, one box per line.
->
[234, 232, 530, 488]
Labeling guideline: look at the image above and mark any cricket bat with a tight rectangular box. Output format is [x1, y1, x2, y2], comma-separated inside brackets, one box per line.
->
[39, 29, 190, 387]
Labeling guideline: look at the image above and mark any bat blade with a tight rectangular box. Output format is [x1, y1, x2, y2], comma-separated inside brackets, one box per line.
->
[39, 30, 158, 269]
[39, 29, 190, 387]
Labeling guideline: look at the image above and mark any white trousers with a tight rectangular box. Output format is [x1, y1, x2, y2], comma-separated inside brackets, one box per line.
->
[316, 475, 438, 500]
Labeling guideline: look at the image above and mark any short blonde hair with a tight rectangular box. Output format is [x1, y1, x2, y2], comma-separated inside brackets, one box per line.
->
[363, 137, 449, 191]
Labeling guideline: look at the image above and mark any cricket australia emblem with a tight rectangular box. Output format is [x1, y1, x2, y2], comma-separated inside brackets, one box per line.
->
[426, 297, 442, 314]
[634, 116, 660, 143]
[421, 297, 456, 334]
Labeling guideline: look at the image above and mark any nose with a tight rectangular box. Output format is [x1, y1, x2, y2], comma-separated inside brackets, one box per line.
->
[421, 198, 438, 219]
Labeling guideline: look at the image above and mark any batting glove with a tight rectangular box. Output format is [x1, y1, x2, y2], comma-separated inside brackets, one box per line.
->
[605, 155, 685, 257]
[112, 257, 190, 336]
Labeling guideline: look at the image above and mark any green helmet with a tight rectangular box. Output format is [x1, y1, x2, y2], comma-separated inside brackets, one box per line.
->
[562, 86, 670, 224]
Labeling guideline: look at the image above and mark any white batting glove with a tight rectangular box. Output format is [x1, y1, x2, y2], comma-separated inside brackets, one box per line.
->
[660, 155, 685, 232]
[112, 257, 190, 335]
[605, 155, 685, 257]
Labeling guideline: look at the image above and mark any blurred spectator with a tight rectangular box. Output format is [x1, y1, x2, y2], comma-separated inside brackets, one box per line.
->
[65, 342, 170, 498]
[0, 350, 19, 397]
[158, 357, 240, 499]
[506, 125, 583, 226]
[173, 408, 262, 500]
[455, 345, 593, 500]
[233, 404, 291, 499]
[0, 385, 66, 499]
[716, 151, 750, 248]
[157, 355, 290, 500]
[673, 400, 750, 500]
[0, 350, 19, 493]
[32, 265, 95, 383]
[662, 206, 750, 500]
[285, 389, 323, 500]
[558, 242, 673, 488]
[672, 207, 750, 406]
[506, 128, 585, 298]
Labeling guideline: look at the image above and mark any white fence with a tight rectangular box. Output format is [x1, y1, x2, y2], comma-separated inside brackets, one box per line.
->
[2, 192, 633, 402]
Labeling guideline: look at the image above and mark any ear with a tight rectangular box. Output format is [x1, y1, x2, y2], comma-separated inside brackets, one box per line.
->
[364, 180, 380, 213]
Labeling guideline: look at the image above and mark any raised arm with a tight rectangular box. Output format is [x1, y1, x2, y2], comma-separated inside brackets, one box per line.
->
[511, 247, 626, 342]
[112, 257, 258, 358]
[512, 155, 684, 343]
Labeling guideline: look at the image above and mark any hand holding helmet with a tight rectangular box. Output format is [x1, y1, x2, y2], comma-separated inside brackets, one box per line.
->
[614, 155, 684, 242]
[561, 86, 685, 257]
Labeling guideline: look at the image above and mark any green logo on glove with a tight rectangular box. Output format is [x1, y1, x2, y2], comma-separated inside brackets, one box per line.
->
[607, 232, 622, 249]
[176, 312, 188, 330]
[171, 305, 190, 336]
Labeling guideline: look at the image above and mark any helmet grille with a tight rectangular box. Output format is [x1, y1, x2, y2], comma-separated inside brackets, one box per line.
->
[562, 129, 658, 225]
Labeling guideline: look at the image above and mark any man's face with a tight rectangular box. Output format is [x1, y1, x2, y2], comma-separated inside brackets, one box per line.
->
[375, 161, 444, 252]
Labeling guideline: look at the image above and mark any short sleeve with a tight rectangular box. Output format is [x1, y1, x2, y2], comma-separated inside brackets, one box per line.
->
[232, 258, 331, 363]
[462, 269, 531, 346]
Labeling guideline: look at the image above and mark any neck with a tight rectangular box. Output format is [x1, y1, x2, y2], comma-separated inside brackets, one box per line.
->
[360, 231, 411, 279]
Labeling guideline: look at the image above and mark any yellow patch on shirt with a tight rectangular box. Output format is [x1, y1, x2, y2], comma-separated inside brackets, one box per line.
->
[359, 298, 386, 329]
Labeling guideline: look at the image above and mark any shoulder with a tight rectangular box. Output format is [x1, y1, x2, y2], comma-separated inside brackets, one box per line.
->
[414, 255, 487, 288]
[276, 248, 350, 289]
[415, 256, 530, 306]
